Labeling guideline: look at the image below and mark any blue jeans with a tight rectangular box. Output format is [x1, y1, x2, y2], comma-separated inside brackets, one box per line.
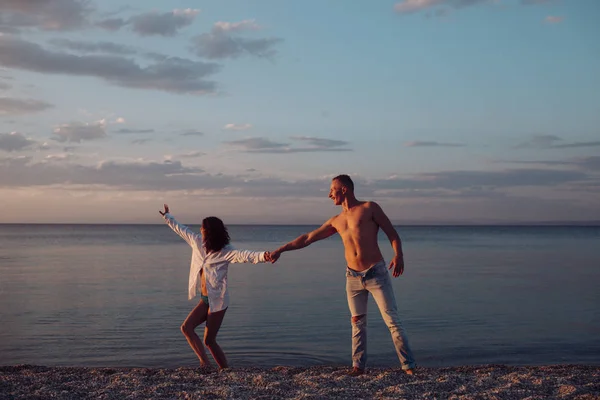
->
[346, 260, 416, 370]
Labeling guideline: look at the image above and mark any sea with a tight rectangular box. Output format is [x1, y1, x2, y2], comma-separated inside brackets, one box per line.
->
[1, 224, 599, 368]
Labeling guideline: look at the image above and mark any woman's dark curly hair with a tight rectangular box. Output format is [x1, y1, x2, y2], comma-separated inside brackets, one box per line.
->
[202, 216, 230, 253]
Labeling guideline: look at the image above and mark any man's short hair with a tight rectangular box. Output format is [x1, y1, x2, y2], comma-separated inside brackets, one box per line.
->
[332, 174, 354, 192]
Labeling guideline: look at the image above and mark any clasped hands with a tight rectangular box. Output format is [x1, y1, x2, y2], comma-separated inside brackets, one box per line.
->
[264, 250, 281, 264]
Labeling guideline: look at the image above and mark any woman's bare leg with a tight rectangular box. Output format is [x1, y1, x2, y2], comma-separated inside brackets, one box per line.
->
[181, 299, 211, 367]
[204, 308, 228, 369]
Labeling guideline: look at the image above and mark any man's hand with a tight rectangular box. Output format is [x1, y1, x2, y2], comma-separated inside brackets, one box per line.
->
[389, 254, 405, 277]
[159, 204, 170, 216]
[268, 250, 281, 264]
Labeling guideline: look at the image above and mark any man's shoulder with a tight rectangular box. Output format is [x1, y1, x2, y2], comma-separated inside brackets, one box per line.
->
[361, 200, 379, 209]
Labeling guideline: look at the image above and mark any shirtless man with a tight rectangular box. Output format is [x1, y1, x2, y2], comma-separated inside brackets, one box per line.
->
[269, 174, 416, 376]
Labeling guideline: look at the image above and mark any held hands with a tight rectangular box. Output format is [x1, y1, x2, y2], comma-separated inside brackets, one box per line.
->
[159, 204, 170, 216]
[265, 250, 281, 264]
[389, 254, 405, 277]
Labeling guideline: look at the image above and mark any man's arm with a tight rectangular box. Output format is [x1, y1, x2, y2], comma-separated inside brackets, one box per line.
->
[371, 202, 405, 277]
[269, 217, 337, 262]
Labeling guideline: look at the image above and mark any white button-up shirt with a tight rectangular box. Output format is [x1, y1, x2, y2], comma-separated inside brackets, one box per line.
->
[163, 213, 267, 312]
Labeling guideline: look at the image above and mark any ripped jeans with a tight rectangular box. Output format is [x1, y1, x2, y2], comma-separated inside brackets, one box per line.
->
[346, 260, 416, 370]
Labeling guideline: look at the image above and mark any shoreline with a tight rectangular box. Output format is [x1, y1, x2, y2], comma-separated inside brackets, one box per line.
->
[1, 364, 598, 399]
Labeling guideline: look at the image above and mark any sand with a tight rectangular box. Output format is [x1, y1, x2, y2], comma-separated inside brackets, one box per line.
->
[1, 364, 599, 399]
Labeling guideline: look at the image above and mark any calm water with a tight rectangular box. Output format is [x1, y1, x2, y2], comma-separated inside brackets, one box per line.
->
[1, 224, 599, 368]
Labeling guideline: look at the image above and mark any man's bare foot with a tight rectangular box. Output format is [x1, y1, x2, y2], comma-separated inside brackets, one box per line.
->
[404, 368, 415, 375]
[348, 367, 365, 377]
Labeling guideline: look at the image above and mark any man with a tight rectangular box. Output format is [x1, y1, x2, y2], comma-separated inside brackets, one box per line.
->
[269, 174, 416, 376]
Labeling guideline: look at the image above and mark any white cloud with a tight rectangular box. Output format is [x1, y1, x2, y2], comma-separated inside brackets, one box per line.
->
[213, 20, 261, 33]
[224, 123, 252, 131]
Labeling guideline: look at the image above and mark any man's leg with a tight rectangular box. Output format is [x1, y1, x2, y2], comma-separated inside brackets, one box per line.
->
[367, 270, 416, 372]
[181, 299, 211, 367]
[346, 274, 368, 374]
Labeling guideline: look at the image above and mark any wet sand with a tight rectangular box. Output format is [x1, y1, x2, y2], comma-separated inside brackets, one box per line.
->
[1, 364, 598, 399]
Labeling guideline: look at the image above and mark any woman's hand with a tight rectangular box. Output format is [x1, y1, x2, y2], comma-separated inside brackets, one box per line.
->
[159, 204, 170, 216]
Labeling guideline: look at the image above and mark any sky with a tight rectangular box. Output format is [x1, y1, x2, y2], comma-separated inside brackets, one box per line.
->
[0, 0, 599, 224]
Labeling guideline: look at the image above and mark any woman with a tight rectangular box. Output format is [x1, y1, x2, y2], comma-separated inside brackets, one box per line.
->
[159, 204, 273, 370]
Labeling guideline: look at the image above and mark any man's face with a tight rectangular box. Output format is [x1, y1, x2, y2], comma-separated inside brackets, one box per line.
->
[328, 181, 345, 205]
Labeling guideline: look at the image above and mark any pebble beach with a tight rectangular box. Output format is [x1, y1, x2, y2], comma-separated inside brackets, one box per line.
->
[1, 364, 599, 399]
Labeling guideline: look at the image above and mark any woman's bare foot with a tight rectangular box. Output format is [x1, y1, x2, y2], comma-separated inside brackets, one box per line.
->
[197, 363, 213, 374]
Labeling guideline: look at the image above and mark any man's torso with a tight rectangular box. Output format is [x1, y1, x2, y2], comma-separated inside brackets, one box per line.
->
[331, 201, 384, 272]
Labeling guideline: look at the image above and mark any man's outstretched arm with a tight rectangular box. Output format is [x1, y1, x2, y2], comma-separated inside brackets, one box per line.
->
[371, 202, 405, 277]
[269, 218, 337, 263]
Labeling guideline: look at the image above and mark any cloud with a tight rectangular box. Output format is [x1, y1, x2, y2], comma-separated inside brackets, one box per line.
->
[515, 134, 561, 148]
[0, 97, 53, 115]
[0, 156, 592, 205]
[0, 131, 36, 152]
[394, 0, 445, 14]
[500, 156, 600, 172]
[48, 39, 137, 55]
[545, 16, 563, 24]
[131, 138, 151, 145]
[290, 136, 350, 149]
[191, 21, 282, 59]
[96, 17, 128, 31]
[0, 0, 91, 32]
[0, 82, 11, 90]
[45, 153, 75, 162]
[177, 151, 206, 158]
[115, 128, 155, 134]
[0, 36, 220, 95]
[130, 9, 200, 36]
[180, 130, 204, 136]
[225, 136, 353, 153]
[404, 140, 465, 147]
[394, 0, 492, 15]
[0, 157, 334, 197]
[580, 156, 600, 171]
[371, 168, 588, 191]
[225, 137, 288, 150]
[213, 20, 261, 32]
[552, 141, 600, 149]
[53, 121, 107, 143]
[522, 0, 555, 4]
[224, 123, 252, 131]
[515, 135, 600, 149]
